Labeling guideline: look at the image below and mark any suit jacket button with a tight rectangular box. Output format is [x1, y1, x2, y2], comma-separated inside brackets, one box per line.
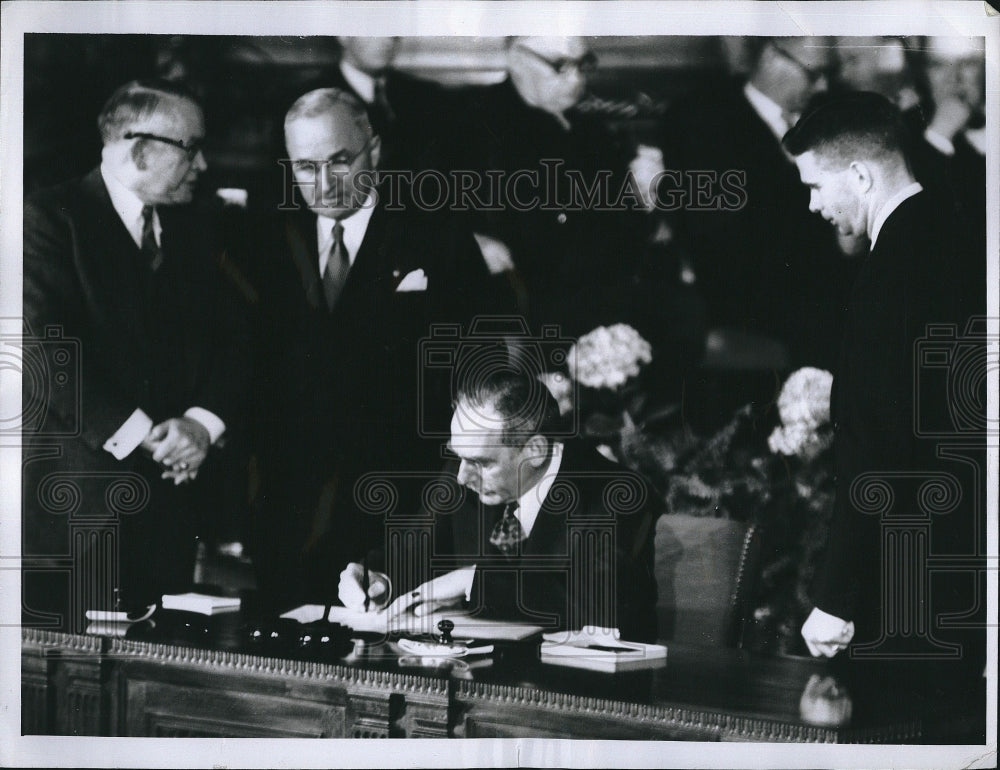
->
[556, 212, 567, 224]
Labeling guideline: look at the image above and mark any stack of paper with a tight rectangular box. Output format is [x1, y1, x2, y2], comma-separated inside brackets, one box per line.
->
[161, 592, 241, 615]
[540, 627, 667, 673]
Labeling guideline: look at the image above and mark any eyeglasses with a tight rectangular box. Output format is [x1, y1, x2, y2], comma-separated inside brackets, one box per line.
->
[290, 135, 376, 176]
[124, 131, 204, 161]
[516, 45, 597, 75]
[770, 43, 833, 85]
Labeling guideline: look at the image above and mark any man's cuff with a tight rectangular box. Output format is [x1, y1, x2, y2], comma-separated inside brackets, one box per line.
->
[184, 407, 226, 444]
[924, 128, 956, 157]
[458, 565, 477, 602]
[103, 408, 153, 460]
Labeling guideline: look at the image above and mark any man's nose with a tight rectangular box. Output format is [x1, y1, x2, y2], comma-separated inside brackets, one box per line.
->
[456, 459, 474, 486]
[192, 148, 208, 173]
[808, 191, 821, 213]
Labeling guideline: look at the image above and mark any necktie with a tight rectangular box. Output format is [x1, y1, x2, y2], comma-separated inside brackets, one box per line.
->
[489, 502, 525, 556]
[323, 220, 350, 310]
[371, 76, 395, 133]
[140, 205, 163, 271]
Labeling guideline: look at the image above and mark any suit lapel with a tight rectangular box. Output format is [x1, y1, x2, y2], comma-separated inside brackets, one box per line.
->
[283, 209, 325, 312]
[76, 170, 152, 360]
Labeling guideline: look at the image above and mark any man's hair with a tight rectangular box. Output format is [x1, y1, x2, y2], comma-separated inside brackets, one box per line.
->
[455, 369, 560, 446]
[284, 87, 374, 138]
[782, 91, 909, 167]
[97, 79, 199, 144]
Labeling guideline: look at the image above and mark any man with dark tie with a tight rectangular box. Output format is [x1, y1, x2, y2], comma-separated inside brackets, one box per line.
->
[661, 37, 857, 381]
[783, 93, 983, 664]
[22, 79, 252, 628]
[337, 370, 660, 642]
[250, 88, 495, 607]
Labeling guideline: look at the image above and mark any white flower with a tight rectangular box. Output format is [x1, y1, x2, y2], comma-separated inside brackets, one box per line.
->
[568, 324, 652, 390]
[769, 367, 834, 460]
[776, 367, 833, 430]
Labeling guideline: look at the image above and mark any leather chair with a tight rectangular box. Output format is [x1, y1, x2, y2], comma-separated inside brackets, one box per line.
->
[653, 513, 760, 647]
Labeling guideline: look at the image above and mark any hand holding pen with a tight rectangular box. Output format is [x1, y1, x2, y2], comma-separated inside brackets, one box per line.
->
[337, 562, 390, 612]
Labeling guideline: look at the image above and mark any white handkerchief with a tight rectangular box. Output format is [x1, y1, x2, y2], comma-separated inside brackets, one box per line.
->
[395, 268, 428, 292]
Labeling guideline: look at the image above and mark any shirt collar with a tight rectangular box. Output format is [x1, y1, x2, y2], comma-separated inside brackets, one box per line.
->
[869, 182, 923, 250]
[515, 441, 564, 538]
[100, 162, 160, 248]
[340, 60, 377, 105]
[316, 195, 375, 273]
[743, 81, 790, 141]
[964, 126, 986, 156]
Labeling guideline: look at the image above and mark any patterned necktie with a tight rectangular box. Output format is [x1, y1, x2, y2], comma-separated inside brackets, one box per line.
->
[140, 205, 163, 271]
[489, 502, 525, 556]
[322, 220, 350, 310]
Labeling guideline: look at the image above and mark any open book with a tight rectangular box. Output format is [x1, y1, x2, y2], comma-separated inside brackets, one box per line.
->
[280, 604, 544, 642]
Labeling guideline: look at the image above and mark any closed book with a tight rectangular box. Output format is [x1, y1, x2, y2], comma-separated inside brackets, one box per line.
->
[161, 592, 241, 615]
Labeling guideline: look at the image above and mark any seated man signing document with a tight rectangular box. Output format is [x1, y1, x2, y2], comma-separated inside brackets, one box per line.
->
[339, 370, 659, 642]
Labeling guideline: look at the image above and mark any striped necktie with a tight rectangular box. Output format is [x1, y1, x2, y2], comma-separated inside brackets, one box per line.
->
[323, 220, 350, 310]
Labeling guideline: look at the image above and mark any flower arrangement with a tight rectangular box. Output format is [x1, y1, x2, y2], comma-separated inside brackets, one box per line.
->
[567, 324, 652, 390]
[767, 367, 834, 461]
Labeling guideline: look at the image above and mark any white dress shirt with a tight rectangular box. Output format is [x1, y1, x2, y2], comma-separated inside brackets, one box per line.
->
[339, 60, 377, 105]
[512, 441, 564, 538]
[316, 195, 375, 276]
[101, 163, 161, 249]
[869, 182, 923, 251]
[99, 164, 225, 459]
[743, 82, 791, 142]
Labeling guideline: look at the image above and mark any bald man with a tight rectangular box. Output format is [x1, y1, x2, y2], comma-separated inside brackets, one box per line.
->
[249, 88, 495, 607]
[22, 79, 251, 627]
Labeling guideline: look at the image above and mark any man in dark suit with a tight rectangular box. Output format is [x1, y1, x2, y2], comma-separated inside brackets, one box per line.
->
[250, 88, 497, 607]
[442, 36, 653, 334]
[662, 37, 857, 378]
[784, 93, 983, 663]
[338, 370, 659, 642]
[22, 80, 251, 629]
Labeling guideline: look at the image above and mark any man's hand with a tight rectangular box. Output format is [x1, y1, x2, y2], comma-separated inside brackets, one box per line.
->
[338, 562, 391, 611]
[384, 567, 473, 620]
[473, 233, 515, 275]
[801, 606, 855, 658]
[629, 144, 666, 213]
[142, 417, 210, 484]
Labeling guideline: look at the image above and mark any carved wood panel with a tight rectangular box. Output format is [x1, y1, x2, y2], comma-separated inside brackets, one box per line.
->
[123, 679, 347, 738]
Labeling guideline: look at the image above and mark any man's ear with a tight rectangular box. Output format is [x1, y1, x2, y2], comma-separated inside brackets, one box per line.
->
[368, 134, 382, 169]
[848, 160, 874, 193]
[523, 434, 550, 467]
[130, 141, 149, 171]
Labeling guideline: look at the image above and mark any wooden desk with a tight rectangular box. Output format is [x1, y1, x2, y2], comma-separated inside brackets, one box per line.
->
[22, 616, 985, 742]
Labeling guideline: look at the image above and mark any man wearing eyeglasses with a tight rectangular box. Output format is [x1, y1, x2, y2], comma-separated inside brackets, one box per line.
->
[439, 37, 660, 342]
[658, 37, 858, 426]
[248, 88, 496, 607]
[22, 79, 252, 626]
[338, 369, 659, 643]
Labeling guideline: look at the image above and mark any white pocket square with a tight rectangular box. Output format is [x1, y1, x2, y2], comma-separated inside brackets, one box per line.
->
[395, 268, 428, 292]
